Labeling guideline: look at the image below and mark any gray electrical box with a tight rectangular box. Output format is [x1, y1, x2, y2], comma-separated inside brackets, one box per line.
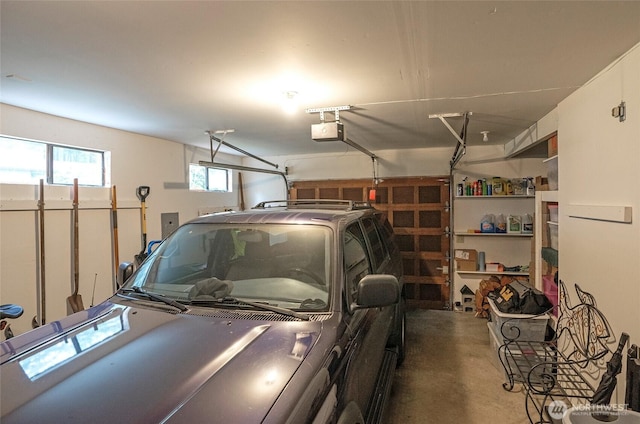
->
[161, 212, 179, 239]
[311, 122, 344, 141]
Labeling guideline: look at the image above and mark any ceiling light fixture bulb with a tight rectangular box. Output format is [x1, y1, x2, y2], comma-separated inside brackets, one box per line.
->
[282, 91, 298, 115]
[481, 131, 489, 142]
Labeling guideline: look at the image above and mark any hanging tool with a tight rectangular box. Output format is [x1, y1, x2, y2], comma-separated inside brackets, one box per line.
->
[111, 186, 120, 289]
[134, 186, 150, 265]
[67, 178, 84, 314]
[38, 179, 46, 325]
[238, 172, 245, 211]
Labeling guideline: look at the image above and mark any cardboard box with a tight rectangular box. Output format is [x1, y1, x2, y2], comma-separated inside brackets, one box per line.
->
[535, 176, 549, 191]
[485, 262, 504, 273]
[455, 249, 478, 271]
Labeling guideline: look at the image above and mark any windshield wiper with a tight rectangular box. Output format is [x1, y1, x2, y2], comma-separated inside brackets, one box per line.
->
[191, 297, 310, 321]
[119, 287, 188, 312]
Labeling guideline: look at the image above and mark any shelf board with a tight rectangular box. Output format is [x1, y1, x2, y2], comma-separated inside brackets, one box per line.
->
[455, 232, 533, 237]
[457, 271, 530, 276]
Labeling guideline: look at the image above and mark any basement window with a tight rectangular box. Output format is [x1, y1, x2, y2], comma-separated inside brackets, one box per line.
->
[0, 135, 109, 186]
[189, 164, 231, 192]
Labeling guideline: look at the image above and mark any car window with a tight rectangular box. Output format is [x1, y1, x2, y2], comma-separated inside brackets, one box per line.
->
[344, 222, 371, 304]
[125, 223, 332, 311]
[362, 217, 388, 271]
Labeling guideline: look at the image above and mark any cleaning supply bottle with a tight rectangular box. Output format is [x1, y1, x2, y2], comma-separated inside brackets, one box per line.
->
[507, 215, 522, 233]
[495, 213, 507, 233]
[492, 177, 504, 195]
[526, 177, 535, 196]
[480, 214, 495, 233]
[522, 214, 533, 234]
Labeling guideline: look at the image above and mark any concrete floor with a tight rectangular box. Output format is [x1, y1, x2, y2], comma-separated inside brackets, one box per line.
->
[383, 309, 529, 424]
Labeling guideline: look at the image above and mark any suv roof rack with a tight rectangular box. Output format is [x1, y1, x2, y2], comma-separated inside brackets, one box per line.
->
[253, 199, 373, 211]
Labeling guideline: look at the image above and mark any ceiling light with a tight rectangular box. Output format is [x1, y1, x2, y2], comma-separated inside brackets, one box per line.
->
[282, 91, 298, 115]
[481, 131, 489, 142]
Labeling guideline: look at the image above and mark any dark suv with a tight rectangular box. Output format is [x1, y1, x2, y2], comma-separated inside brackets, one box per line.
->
[1, 199, 405, 424]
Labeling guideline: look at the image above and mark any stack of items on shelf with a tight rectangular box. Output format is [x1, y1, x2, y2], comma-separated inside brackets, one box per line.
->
[454, 248, 529, 274]
[457, 176, 535, 197]
[478, 213, 533, 234]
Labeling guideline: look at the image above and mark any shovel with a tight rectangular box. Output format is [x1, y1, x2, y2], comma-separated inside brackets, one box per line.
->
[67, 178, 84, 314]
[134, 186, 150, 265]
[111, 185, 120, 289]
[38, 179, 46, 324]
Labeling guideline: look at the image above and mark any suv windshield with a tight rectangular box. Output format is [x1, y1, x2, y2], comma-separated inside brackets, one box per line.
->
[124, 223, 332, 312]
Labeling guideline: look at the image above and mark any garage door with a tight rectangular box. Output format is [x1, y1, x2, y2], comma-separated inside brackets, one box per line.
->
[290, 176, 451, 310]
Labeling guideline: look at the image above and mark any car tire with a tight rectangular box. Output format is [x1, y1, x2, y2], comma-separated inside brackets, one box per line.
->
[387, 299, 406, 367]
[395, 310, 406, 366]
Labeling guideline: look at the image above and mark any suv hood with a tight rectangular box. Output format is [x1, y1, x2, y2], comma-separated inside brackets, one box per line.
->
[1, 301, 322, 423]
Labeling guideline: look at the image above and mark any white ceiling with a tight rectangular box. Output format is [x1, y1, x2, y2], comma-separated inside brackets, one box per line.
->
[2, 1, 640, 157]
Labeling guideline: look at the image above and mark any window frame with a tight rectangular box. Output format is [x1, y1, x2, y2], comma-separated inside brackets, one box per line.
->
[344, 221, 372, 307]
[188, 163, 232, 192]
[0, 135, 108, 187]
[361, 217, 389, 272]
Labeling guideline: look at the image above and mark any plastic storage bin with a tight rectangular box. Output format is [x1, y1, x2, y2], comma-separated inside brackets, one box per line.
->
[487, 322, 513, 382]
[488, 298, 549, 341]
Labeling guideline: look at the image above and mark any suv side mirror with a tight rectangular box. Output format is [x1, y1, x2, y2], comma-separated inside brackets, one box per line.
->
[351, 274, 399, 310]
[117, 262, 134, 288]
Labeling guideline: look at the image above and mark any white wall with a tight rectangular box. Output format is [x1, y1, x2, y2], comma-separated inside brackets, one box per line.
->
[557, 41, 640, 375]
[241, 145, 456, 208]
[0, 104, 242, 332]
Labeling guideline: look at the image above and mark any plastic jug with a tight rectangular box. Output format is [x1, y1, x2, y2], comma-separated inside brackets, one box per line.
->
[507, 215, 522, 233]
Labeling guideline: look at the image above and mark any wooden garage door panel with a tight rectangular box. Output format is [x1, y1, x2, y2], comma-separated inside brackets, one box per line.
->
[291, 176, 450, 310]
[297, 188, 315, 198]
[393, 210, 414, 228]
[319, 187, 339, 199]
[342, 187, 364, 201]
[418, 186, 441, 203]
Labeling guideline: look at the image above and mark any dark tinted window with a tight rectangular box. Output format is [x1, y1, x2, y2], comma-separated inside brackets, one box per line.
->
[344, 223, 371, 304]
[362, 217, 387, 271]
[377, 214, 399, 257]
